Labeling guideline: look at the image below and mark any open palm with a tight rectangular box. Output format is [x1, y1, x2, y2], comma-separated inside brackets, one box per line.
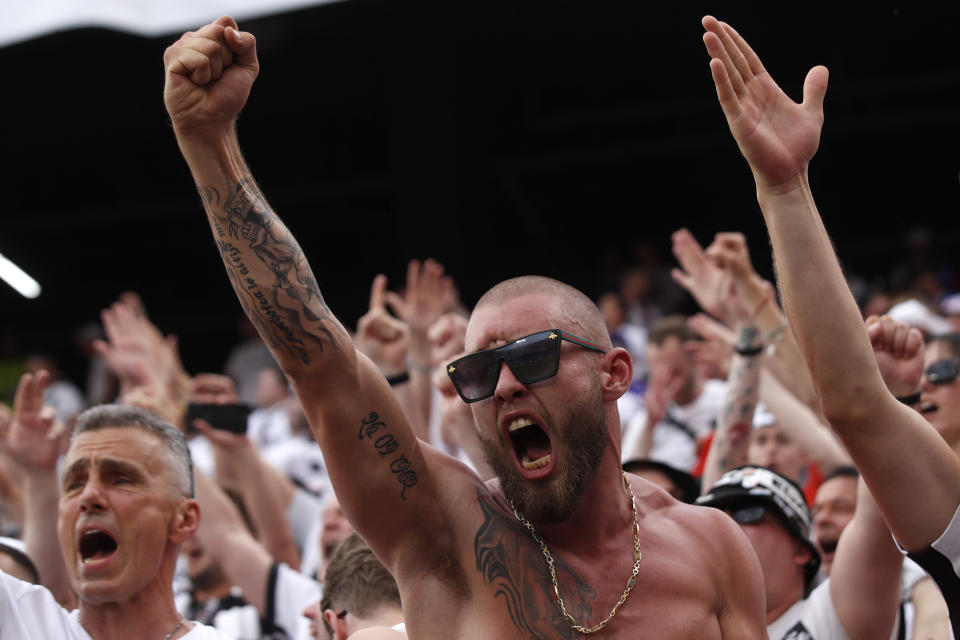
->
[703, 16, 828, 190]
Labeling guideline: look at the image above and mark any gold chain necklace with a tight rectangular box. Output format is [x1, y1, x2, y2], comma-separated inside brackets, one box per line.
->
[511, 471, 642, 634]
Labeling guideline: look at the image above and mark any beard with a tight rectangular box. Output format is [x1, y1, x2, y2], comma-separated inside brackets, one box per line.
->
[480, 388, 607, 524]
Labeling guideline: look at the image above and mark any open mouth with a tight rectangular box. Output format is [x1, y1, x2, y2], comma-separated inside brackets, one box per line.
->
[508, 417, 553, 471]
[818, 539, 838, 555]
[920, 401, 938, 415]
[79, 529, 118, 563]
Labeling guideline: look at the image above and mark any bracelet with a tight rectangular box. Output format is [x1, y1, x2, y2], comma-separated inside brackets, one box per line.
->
[734, 344, 765, 357]
[406, 358, 432, 374]
[895, 391, 922, 405]
[385, 371, 410, 386]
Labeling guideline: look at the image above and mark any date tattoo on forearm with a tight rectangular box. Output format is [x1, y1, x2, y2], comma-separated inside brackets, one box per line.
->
[200, 179, 344, 365]
[359, 412, 418, 500]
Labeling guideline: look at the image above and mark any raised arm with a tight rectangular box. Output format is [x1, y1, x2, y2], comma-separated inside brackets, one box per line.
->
[4, 372, 74, 608]
[163, 18, 452, 568]
[702, 15, 960, 549]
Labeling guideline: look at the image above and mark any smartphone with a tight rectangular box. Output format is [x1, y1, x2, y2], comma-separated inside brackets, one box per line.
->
[186, 402, 252, 434]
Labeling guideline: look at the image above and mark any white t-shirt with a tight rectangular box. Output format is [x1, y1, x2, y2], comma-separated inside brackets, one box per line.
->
[267, 563, 321, 640]
[767, 579, 849, 640]
[768, 574, 914, 640]
[621, 379, 727, 471]
[0, 569, 233, 639]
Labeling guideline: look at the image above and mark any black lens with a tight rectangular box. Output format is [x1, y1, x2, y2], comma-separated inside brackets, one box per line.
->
[449, 351, 500, 402]
[926, 359, 960, 385]
[729, 504, 766, 525]
[505, 331, 561, 383]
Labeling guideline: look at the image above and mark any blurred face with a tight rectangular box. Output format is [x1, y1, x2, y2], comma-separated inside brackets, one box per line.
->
[57, 427, 192, 605]
[302, 600, 328, 640]
[254, 367, 289, 408]
[646, 336, 694, 401]
[466, 294, 608, 523]
[729, 504, 810, 613]
[320, 497, 354, 568]
[811, 475, 857, 576]
[920, 342, 960, 448]
[747, 425, 807, 484]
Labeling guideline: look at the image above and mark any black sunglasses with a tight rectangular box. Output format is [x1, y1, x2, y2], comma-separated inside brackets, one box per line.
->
[926, 358, 960, 385]
[446, 329, 606, 403]
[725, 504, 767, 526]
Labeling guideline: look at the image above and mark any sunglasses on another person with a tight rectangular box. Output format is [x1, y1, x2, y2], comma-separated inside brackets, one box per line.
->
[446, 329, 606, 403]
[724, 504, 768, 526]
[926, 358, 960, 385]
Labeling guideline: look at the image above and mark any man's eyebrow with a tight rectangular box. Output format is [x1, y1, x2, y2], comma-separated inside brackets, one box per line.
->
[97, 458, 146, 480]
[61, 459, 89, 484]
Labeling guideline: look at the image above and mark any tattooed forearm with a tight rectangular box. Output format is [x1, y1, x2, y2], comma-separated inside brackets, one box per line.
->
[358, 412, 418, 500]
[201, 177, 346, 365]
[703, 326, 763, 486]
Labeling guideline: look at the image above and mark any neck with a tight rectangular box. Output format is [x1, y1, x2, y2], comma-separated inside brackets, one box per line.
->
[534, 445, 633, 553]
[78, 571, 184, 640]
[350, 606, 404, 634]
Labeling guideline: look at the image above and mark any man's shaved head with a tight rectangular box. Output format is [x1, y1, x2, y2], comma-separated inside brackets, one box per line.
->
[472, 276, 612, 350]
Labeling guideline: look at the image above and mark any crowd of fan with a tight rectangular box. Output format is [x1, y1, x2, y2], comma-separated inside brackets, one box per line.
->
[1, 12, 959, 640]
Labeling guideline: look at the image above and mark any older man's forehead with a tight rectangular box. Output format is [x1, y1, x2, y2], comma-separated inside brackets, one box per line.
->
[66, 425, 164, 466]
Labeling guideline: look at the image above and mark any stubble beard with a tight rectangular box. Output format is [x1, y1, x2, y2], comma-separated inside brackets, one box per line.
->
[480, 390, 607, 524]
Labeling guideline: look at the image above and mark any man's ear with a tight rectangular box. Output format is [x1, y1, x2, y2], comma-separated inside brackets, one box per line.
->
[169, 498, 200, 544]
[600, 347, 633, 401]
[324, 609, 347, 640]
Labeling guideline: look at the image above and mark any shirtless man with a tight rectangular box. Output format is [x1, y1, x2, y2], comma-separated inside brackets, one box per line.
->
[701, 14, 960, 633]
[163, 17, 766, 639]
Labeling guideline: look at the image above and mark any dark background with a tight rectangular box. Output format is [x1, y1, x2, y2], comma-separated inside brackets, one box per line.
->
[2, 1, 959, 385]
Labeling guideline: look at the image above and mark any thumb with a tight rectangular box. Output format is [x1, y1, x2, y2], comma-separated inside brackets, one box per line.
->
[224, 26, 258, 71]
[802, 65, 829, 115]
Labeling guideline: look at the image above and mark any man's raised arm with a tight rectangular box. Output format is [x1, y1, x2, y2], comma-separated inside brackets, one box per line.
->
[701, 15, 960, 550]
[162, 17, 451, 567]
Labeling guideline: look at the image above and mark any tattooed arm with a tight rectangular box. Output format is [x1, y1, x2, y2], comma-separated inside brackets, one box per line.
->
[700, 325, 762, 491]
[163, 17, 457, 569]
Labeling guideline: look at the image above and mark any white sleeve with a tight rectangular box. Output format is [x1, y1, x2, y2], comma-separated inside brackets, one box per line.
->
[265, 563, 321, 639]
[0, 570, 89, 639]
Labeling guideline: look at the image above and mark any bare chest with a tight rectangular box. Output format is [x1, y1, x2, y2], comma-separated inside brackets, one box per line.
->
[399, 491, 723, 640]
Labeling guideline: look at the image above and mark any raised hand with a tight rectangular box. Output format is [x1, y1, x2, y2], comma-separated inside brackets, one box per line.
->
[671, 228, 732, 322]
[687, 313, 734, 380]
[5, 371, 65, 471]
[702, 16, 828, 191]
[644, 361, 687, 428]
[865, 315, 925, 399]
[163, 16, 259, 135]
[94, 300, 166, 394]
[355, 274, 411, 376]
[384, 259, 456, 338]
[428, 313, 468, 368]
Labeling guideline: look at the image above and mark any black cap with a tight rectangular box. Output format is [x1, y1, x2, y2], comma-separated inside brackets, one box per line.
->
[697, 466, 821, 587]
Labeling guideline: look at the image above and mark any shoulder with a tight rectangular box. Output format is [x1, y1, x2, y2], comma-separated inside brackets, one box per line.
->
[347, 627, 407, 640]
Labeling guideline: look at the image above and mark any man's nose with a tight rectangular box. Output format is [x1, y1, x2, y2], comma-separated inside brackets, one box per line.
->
[79, 478, 107, 513]
[494, 360, 527, 402]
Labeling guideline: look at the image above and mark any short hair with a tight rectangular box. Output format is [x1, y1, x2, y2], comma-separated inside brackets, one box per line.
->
[72, 405, 194, 498]
[821, 465, 859, 485]
[473, 276, 612, 350]
[648, 315, 698, 346]
[925, 333, 960, 358]
[320, 533, 400, 633]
